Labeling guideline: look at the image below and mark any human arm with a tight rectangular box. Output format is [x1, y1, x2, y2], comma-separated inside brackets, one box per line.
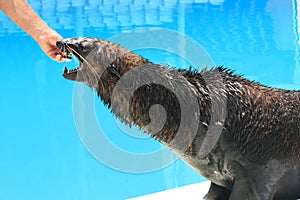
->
[0, 0, 65, 62]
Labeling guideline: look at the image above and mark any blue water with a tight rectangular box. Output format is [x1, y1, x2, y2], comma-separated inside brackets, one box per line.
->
[1, 0, 299, 199]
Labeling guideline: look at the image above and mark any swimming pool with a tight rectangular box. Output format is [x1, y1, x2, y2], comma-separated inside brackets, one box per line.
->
[0, 0, 299, 199]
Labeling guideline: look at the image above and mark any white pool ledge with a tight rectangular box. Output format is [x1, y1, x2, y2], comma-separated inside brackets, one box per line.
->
[127, 181, 210, 200]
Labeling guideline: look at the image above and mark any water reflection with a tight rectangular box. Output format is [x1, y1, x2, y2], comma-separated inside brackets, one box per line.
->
[0, 0, 299, 86]
[0, 0, 300, 81]
[0, 0, 225, 34]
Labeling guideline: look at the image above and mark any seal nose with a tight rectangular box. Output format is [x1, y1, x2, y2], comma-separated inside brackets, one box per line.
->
[56, 40, 64, 49]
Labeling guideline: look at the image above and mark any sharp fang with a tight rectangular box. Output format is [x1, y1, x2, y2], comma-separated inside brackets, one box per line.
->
[63, 66, 79, 74]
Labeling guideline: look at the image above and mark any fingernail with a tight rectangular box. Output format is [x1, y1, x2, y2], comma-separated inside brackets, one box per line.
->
[62, 58, 72, 62]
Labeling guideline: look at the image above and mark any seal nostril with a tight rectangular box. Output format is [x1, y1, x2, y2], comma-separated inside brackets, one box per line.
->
[56, 40, 63, 49]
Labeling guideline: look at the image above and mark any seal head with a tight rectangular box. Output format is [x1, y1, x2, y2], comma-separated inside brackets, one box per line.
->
[57, 37, 102, 81]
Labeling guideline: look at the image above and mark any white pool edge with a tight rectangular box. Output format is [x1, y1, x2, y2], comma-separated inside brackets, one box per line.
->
[127, 181, 210, 200]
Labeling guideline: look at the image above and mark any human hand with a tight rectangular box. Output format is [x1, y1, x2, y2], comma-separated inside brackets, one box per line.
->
[36, 30, 67, 62]
[0, 0, 69, 62]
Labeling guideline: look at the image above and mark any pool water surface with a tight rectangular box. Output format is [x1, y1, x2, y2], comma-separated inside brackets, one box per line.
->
[0, 0, 299, 199]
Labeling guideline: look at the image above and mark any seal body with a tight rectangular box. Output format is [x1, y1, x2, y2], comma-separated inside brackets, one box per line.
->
[57, 37, 300, 200]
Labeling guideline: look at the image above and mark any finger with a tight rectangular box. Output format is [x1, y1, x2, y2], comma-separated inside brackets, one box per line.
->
[53, 53, 71, 62]
[54, 54, 63, 62]
[47, 48, 66, 62]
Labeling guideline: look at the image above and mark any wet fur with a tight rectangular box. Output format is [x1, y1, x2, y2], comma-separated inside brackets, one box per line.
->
[58, 37, 300, 200]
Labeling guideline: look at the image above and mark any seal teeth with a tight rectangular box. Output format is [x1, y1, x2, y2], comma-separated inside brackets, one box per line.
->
[63, 66, 79, 74]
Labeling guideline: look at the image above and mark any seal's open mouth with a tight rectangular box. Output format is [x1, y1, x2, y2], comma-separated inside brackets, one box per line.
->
[56, 40, 83, 80]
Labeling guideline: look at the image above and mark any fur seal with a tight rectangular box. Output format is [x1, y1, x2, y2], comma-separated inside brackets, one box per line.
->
[57, 37, 300, 200]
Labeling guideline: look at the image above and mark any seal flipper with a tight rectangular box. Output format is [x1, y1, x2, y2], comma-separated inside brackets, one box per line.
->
[204, 182, 231, 200]
[228, 161, 261, 200]
[229, 179, 259, 200]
